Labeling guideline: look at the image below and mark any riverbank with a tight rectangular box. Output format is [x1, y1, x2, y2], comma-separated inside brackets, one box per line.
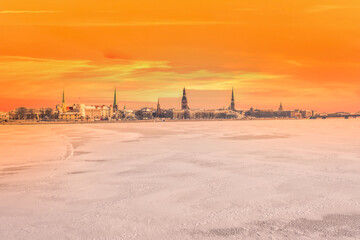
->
[0, 117, 320, 126]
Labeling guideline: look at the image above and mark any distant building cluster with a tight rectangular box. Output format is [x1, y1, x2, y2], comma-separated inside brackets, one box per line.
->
[245, 106, 315, 119]
[56, 91, 112, 121]
[3, 87, 358, 123]
[55, 89, 135, 121]
[52, 87, 243, 121]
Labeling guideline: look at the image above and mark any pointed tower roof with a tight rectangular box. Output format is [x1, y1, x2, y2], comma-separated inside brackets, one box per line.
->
[62, 90, 65, 103]
[113, 88, 117, 106]
[279, 102, 284, 111]
[157, 98, 161, 110]
[231, 87, 234, 101]
[230, 87, 235, 111]
[181, 87, 189, 110]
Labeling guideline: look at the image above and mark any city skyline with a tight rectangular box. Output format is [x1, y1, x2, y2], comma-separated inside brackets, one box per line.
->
[1, 0, 360, 112]
[1, 87, 358, 113]
[3, 87, 315, 113]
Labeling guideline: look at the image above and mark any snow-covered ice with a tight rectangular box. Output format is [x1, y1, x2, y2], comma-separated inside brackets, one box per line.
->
[1, 119, 360, 239]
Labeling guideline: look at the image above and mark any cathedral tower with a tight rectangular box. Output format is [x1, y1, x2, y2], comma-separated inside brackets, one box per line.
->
[279, 102, 284, 111]
[181, 88, 189, 110]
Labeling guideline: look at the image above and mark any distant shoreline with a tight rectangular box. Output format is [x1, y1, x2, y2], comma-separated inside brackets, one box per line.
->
[0, 117, 336, 126]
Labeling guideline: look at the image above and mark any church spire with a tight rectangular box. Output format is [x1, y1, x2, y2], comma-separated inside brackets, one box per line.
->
[113, 88, 118, 112]
[230, 87, 235, 111]
[231, 87, 234, 101]
[181, 87, 189, 110]
[61, 90, 67, 113]
[113, 88, 117, 106]
[62, 90, 65, 104]
[279, 102, 284, 111]
[156, 98, 161, 118]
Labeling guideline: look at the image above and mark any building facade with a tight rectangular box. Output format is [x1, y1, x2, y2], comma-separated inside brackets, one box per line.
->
[56, 91, 112, 121]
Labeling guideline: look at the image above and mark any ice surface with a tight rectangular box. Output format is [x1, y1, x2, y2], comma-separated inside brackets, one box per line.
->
[1, 119, 360, 239]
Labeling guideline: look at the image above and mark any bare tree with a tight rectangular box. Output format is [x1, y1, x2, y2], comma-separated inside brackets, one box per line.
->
[16, 107, 27, 120]
[28, 109, 36, 120]
[45, 109, 54, 119]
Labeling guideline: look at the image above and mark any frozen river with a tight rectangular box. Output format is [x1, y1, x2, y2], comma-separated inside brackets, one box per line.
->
[1, 119, 360, 239]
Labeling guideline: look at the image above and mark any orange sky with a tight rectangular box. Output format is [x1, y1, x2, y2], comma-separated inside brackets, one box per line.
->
[0, 0, 359, 112]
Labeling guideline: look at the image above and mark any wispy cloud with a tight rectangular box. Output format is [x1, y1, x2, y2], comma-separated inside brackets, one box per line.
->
[70, 21, 236, 27]
[234, 8, 257, 12]
[95, 10, 122, 13]
[5, 20, 237, 27]
[285, 60, 303, 67]
[0, 10, 61, 14]
[0, 56, 284, 102]
[307, 5, 352, 13]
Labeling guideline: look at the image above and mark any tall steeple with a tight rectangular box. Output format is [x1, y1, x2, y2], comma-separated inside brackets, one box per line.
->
[113, 88, 118, 112]
[61, 90, 66, 113]
[278, 102, 284, 111]
[181, 87, 189, 110]
[62, 90, 65, 104]
[230, 87, 235, 111]
[156, 98, 161, 118]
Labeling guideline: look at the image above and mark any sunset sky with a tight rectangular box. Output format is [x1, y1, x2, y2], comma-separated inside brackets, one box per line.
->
[0, 0, 359, 112]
